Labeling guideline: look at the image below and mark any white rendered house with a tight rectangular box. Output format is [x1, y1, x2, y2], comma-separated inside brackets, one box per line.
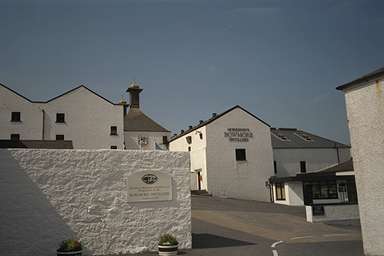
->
[337, 67, 384, 256]
[0, 84, 124, 149]
[269, 128, 352, 206]
[0, 82, 170, 150]
[169, 105, 274, 202]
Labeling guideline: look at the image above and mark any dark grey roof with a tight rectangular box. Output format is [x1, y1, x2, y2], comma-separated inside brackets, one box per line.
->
[336, 67, 384, 91]
[315, 159, 354, 174]
[168, 105, 270, 142]
[124, 108, 170, 132]
[0, 140, 73, 149]
[0, 83, 119, 105]
[271, 128, 350, 149]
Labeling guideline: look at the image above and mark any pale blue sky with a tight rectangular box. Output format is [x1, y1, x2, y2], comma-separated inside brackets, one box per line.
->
[1, 0, 384, 144]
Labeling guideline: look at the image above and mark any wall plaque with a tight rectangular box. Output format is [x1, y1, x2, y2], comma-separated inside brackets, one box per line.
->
[224, 128, 253, 142]
[127, 171, 172, 202]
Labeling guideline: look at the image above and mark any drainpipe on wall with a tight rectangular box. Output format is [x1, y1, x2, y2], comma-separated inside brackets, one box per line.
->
[42, 109, 45, 140]
[335, 143, 340, 163]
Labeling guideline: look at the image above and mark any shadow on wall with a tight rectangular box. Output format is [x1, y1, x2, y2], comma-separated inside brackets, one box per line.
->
[0, 151, 85, 256]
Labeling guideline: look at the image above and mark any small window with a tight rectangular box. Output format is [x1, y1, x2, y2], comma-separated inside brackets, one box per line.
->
[235, 148, 246, 161]
[56, 135, 64, 141]
[275, 183, 286, 200]
[199, 132, 203, 140]
[10, 134, 20, 141]
[11, 112, 21, 122]
[188, 146, 191, 152]
[110, 126, 117, 135]
[110, 146, 117, 149]
[162, 136, 168, 144]
[300, 161, 306, 173]
[274, 161, 277, 174]
[56, 113, 65, 123]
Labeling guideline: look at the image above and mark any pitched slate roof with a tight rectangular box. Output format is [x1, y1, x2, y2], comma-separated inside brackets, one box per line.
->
[313, 159, 353, 174]
[124, 108, 170, 132]
[168, 105, 270, 142]
[336, 66, 384, 91]
[271, 128, 350, 149]
[0, 140, 74, 149]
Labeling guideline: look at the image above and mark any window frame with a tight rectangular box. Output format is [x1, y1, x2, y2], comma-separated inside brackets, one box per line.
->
[56, 113, 65, 123]
[312, 181, 338, 200]
[10, 134, 20, 141]
[110, 146, 118, 149]
[110, 126, 118, 136]
[11, 112, 21, 122]
[56, 135, 65, 141]
[275, 183, 286, 201]
[300, 161, 307, 173]
[235, 148, 247, 161]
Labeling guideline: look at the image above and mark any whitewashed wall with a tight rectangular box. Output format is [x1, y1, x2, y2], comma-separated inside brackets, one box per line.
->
[0, 149, 191, 256]
[344, 79, 384, 256]
[125, 131, 170, 150]
[169, 126, 208, 191]
[42, 87, 124, 149]
[306, 204, 359, 222]
[272, 182, 304, 206]
[273, 148, 351, 177]
[205, 108, 274, 201]
[0, 85, 43, 140]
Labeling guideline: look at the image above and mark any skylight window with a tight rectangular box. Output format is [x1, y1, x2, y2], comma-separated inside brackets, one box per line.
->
[272, 133, 290, 142]
[295, 132, 313, 142]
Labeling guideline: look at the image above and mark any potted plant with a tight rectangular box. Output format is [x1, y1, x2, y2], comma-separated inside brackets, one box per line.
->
[57, 239, 82, 256]
[158, 234, 178, 256]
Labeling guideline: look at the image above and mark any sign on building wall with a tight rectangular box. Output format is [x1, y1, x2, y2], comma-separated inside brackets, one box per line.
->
[127, 171, 172, 202]
[224, 128, 253, 142]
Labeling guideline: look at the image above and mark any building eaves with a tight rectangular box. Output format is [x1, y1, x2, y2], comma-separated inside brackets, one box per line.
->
[168, 105, 270, 143]
[0, 140, 74, 149]
[336, 66, 384, 91]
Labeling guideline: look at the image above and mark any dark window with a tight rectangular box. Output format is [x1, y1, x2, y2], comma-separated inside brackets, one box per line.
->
[10, 134, 20, 141]
[235, 148, 246, 161]
[110, 146, 117, 149]
[110, 126, 117, 135]
[275, 183, 286, 200]
[312, 181, 338, 199]
[11, 112, 21, 122]
[199, 133, 203, 139]
[300, 161, 306, 173]
[274, 161, 277, 174]
[56, 135, 64, 140]
[162, 136, 168, 144]
[188, 146, 191, 152]
[56, 113, 65, 123]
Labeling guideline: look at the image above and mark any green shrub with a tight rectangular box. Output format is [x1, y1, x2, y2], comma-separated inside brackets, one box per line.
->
[159, 234, 178, 246]
[57, 239, 82, 252]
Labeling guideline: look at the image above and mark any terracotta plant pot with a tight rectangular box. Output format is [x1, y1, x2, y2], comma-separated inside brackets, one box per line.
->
[57, 250, 82, 256]
[158, 244, 178, 256]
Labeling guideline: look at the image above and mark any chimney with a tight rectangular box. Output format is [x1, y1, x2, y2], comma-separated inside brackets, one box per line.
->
[127, 81, 143, 109]
[118, 99, 129, 115]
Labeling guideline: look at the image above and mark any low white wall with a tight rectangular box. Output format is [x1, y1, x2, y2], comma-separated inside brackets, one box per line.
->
[0, 149, 191, 256]
[306, 204, 359, 223]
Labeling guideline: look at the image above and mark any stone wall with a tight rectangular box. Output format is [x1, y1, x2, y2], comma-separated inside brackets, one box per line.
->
[0, 149, 191, 256]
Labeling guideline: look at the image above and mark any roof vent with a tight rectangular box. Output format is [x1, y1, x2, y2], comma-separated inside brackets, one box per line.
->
[181, 129, 185, 134]
[199, 120, 204, 124]
[189, 125, 193, 129]
[173, 133, 177, 137]
[212, 113, 217, 118]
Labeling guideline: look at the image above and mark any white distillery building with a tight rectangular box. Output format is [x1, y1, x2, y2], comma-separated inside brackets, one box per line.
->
[169, 105, 274, 202]
[337, 67, 384, 256]
[0, 82, 170, 150]
[123, 82, 171, 150]
[269, 128, 352, 206]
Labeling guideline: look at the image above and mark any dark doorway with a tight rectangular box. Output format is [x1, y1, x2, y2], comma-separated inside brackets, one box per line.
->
[303, 183, 313, 205]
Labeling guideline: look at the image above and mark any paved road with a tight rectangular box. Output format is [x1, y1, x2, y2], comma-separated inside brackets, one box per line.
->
[132, 195, 363, 256]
